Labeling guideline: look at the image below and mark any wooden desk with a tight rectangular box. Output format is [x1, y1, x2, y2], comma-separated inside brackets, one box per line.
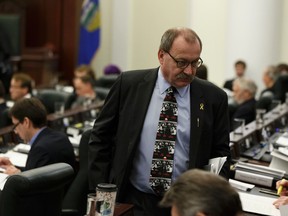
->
[114, 203, 133, 216]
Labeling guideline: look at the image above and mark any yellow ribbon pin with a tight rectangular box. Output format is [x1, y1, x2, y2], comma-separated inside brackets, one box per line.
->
[200, 103, 204, 110]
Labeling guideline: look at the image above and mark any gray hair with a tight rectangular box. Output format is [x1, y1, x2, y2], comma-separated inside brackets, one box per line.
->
[159, 27, 202, 52]
[233, 77, 257, 97]
[160, 169, 243, 216]
[264, 65, 278, 82]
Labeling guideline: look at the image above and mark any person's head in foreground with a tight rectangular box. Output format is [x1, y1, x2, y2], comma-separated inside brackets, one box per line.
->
[160, 169, 244, 216]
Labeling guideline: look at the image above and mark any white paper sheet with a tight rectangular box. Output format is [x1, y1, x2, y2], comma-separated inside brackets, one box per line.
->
[238, 191, 280, 216]
[0, 151, 28, 167]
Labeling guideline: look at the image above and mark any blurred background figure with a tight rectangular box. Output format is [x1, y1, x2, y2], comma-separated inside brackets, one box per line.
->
[160, 169, 244, 216]
[74, 64, 96, 80]
[0, 73, 34, 128]
[256, 65, 279, 111]
[260, 65, 278, 97]
[196, 64, 208, 80]
[276, 63, 288, 75]
[0, 80, 7, 117]
[272, 63, 288, 103]
[65, 75, 100, 109]
[103, 64, 121, 76]
[230, 77, 257, 130]
[0, 27, 13, 96]
[223, 60, 247, 91]
[9, 73, 34, 105]
[94, 64, 121, 90]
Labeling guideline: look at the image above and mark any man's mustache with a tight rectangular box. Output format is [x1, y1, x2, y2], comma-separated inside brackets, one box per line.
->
[176, 72, 194, 82]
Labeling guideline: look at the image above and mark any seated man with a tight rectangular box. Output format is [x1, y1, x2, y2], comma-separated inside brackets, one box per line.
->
[8, 72, 34, 105]
[230, 77, 257, 130]
[256, 65, 279, 111]
[66, 75, 101, 109]
[0, 73, 34, 128]
[0, 98, 75, 174]
[74, 64, 97, 85]
[160, 169, 244, 216]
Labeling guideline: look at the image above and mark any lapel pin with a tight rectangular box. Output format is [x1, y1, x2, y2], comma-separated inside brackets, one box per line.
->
[200, 103, 204, 110]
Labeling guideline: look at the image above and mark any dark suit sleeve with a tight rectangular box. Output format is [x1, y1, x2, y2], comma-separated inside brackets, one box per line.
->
[88, 75, 121, 190]
[212, 90, 231, 179]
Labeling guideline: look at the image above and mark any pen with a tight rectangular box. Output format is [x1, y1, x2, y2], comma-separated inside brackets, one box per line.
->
[197, 118, 199, 127]
[277, 179, 286, 196]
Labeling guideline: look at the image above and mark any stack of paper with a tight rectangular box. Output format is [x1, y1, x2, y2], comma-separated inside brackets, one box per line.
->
[204, 156, 227, 174]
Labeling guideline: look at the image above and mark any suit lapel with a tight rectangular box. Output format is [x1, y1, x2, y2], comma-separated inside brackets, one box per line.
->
[189, 79, 205, 168]
[127, 69, 158, 154]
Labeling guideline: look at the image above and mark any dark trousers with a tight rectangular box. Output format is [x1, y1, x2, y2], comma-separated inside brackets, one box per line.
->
[123, 183, 171, 216]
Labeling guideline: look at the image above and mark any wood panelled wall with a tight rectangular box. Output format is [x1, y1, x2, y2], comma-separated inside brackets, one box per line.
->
[0, 0, 82, 85]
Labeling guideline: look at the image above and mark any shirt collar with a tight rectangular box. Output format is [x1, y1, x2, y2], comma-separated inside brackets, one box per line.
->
[29, 127, 46, 146]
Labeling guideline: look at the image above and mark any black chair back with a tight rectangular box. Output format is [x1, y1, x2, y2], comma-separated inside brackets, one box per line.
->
[36, 89, 72, 113]
[0, 163, 74, 216]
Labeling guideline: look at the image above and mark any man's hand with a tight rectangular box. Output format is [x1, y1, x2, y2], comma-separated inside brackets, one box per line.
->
[2, 165, 21, 175]
[0, 157, 13, 166]
[273, 196, 288, 209]
[276, 179, 288, 196]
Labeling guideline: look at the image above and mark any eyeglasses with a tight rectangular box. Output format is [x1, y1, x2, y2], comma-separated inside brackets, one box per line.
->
[165, 51, 203, 69]
[12, 122, 20, 131]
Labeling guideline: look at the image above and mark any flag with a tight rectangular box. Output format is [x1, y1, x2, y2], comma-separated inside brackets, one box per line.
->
[78, 0, 100, 65]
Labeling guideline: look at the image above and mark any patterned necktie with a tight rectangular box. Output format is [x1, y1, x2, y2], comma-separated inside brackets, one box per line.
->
[150, 86, 178, 196]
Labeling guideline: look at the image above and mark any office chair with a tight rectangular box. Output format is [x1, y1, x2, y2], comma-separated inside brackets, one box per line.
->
[274, 74, 288, 103]
[95, 75, 118, 89]
[36, 89, 72, 113]
[256, 91, 274, 112]
[62, 129, 91, 216]
[0, 163, 74, 216]
[94, 86, 110, 100]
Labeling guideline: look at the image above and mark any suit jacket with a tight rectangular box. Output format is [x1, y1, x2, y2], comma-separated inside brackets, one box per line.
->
[223, 78, 234, 91]
[88, 68, 231, 201]
[231, 98, 256, 128]
[24, 127, 75, 171]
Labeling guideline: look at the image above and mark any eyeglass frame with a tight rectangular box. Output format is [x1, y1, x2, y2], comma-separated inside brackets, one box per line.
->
[164, 50, 203, 69]
[12, 121, 21, 131]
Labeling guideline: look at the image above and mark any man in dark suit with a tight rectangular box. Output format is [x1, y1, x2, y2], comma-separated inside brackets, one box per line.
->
[88, 27, 231, 216]
[0, 98, 75, 174]
[0, 73, 35, 128]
